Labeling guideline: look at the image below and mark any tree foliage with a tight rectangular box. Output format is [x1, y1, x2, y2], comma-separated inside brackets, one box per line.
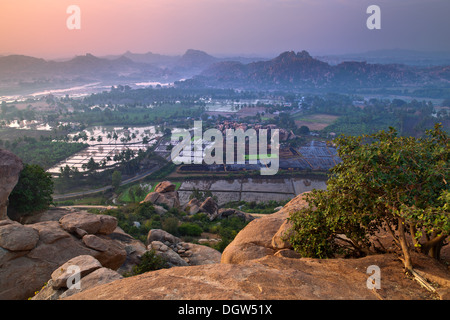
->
[8, 164, 54, 220]
[288, 124, 449, 271]
[126, 249, 168, 276]
[111, 170, 122, 191]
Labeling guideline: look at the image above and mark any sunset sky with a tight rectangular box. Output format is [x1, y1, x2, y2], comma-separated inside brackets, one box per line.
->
[1, 0, 449, 59]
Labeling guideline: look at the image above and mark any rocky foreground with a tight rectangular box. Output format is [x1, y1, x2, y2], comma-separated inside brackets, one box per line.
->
[0, 148, 449, 300]
[64, 194, 450, 300]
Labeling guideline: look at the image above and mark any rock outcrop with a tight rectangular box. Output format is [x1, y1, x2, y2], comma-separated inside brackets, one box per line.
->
[184, 198, 201, 215]
[65, 253, 448, 300]
[31, 255, 123, 300]
[1, 154, 448, 300]
[142, 181, 180, 209]
[220, 193, 308, 264]
[184, 195, 254, 222]
[0, 149, 23, 220]
[0, 209, 128, 300]
[217, 208, 255, 222]
[146, 229, 221, 267]
[66, 192, 450, 300]
[198, 196, 218, 219]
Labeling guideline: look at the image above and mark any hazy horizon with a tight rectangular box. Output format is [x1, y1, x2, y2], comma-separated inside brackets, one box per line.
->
[3, 47, 450, 62]
[1, 0, 450, 60]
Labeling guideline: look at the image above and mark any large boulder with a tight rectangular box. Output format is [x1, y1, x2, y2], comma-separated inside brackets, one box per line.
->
[51, 255, 102, 289]
[146, 229, 221, 267]
[142, 192, 180, 209]
[82, 234, 127, 270]
[32, 255, 123, 300]
[107, 227, 147, 275]
[199, 197, 218, 218]
[181, 242, 222, 266]
[149, 241, 188, 267]
[60, 192, 450, 301]
[142, 192, 159, 204]
[217, 208, 255, 222]
[0, 149, 23, 220]
[147, 228, 180, 246]
[65, 253, 450, 300]
[184, 198, 201, 215]
[59, 212, 118, 235]
[221, 193, 309, 264]
[154, 181, 176, 193]
[141, 181, 180, 209]
[0, 221, 39, 251]
[0, 209, 128, 300]
[156, 192, 180, 209]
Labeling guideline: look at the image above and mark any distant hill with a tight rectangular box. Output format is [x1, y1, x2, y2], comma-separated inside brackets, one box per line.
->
[0, 53, 171, 81]
[173, 49, 219, 77]
[2, 49, 449, 96]
[122, 51, 178, 67]
[0, 50, 271, 96]
[104, 49, 267, 77]
[0, 53, 179, 96]
[179, 50, 450, 90]
[316, 49, 450, 67]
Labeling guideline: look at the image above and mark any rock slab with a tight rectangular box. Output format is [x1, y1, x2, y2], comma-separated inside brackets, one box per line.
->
[0, 149, 23, 220]
[32, 255, 123, 300]
[0, 209, 127, 300]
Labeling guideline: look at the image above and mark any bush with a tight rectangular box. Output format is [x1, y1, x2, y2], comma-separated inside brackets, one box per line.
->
[134, 202, 156, 219]
[288, 124, 449, 271]
[162, 217, 179, 235]
[178, 222, 203, 237]
[127, 249, 167, 276]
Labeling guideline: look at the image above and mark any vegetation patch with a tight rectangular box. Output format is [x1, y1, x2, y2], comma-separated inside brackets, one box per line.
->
[294, 113, 339, 131]
[288, 125, 449, 273]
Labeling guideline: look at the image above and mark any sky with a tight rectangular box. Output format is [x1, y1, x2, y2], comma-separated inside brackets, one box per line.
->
[0, 0, 449, 59]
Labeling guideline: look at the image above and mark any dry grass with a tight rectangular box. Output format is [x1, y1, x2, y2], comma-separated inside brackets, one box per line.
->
[295, 113, 339, 131]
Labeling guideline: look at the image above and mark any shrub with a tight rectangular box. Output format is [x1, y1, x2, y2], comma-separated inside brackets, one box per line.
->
[127, 249, 167, 276]
[288, 124, 449, 272]
[162, 217, 179, 235]
[134, 202, 156, 219]
[178, 222, 203, 237]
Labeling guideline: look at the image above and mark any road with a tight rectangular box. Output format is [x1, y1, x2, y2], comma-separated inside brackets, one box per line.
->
[52, 164, 162, 200]
[58, 205, 118, 210]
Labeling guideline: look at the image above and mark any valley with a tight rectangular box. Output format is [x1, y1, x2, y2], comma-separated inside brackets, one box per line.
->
[1, 48, 449, 301]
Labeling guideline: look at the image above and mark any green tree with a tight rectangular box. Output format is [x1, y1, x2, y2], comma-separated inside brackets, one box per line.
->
[288, 124, 449, 272]
[111, 170, 122, 191]
[296, 125, 310, 135]
[8, 164, 54, 220]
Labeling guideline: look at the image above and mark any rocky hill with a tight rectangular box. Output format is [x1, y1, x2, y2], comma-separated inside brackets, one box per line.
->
[185, 50, 450, 90]
[0, 54, 172, 83]
[0, 49, 266, 95]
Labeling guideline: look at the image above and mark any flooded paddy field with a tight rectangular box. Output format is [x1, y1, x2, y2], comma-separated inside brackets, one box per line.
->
[47, 125, 161, 174]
